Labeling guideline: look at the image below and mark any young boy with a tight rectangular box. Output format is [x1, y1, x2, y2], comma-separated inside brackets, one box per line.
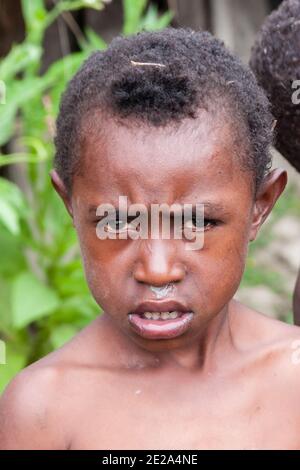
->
[1, 27, 300, 450]
[250, 0, 300, 325]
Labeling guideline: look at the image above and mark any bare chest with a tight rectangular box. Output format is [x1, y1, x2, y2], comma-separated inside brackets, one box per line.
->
[67, 371, 299, 450]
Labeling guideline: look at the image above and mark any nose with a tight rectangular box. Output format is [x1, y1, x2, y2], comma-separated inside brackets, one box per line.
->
[133, 239, 186, 286]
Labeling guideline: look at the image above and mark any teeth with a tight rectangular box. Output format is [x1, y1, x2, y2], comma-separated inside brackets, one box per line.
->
[142, 311, 180, 320]
[144, 312, 153, 320]
[161, 312, 169, 320]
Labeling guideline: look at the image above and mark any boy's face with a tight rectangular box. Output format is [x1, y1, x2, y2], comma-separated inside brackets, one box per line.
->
[52, 110, 286, 352]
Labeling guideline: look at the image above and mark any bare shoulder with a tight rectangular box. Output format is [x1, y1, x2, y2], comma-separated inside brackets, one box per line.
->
[0, 357, 67, 449]
[232, 299, 300, 345]
[244, 306, 300, 448]
[233, 300, 300, 387]
[0, 317, 104, 450]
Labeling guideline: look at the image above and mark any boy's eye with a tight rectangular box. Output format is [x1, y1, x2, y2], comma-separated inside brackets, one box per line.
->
[94, 214, 219, 235]
[106, 218, 130, 233]
[184, 216, 218, 231]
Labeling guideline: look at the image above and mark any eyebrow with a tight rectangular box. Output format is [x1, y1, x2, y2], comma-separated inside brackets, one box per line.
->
[200, 201, 227, 212]
[88, 201, 228, 215]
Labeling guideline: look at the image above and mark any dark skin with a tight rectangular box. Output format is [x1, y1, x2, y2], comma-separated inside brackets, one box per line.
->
[294, 271, 300, 326]
[1, 109, 300, 450]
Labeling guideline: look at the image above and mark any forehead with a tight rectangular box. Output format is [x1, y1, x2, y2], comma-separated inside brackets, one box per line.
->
[75, 111, 251, 204]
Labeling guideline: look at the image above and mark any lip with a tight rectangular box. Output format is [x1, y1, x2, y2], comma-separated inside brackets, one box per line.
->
[130, 299, 191, 315]
[128, 299, 194, 340]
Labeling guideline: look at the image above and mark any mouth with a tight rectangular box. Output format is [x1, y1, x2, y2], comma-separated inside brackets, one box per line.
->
[128, 300, 194, 340]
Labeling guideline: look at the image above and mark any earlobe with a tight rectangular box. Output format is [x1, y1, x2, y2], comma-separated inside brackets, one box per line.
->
[249, 168, 287, 242]
[49, 169, 74, 221]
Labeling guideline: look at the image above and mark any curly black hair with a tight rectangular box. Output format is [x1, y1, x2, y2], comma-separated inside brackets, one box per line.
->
[54, 27, 274, 193]
[250, 0, 300, 172]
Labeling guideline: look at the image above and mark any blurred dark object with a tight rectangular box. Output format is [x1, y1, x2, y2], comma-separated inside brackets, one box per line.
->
[269, 0, 283, 10]
[0, 0, 25, 57]
[250, 0, 300, 172]
[167, 0, 211, 30]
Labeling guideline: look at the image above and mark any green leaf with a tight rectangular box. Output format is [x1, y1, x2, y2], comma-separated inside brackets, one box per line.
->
[122, 0, 148, 35]
[0, 278, 12, 332]
[54, 295, 99, 320]
[0, 103, 18, 148]
[0, 43, 41, 81]
[83, 27, 107, 51]
[0, 343, 28, 394]
[50, 324, 79, 349]
[11, 272, 60, 329]
[21, 0, 48, 43]
[53, 265, 90, 298]
[0, 177, 25, 209]
[43, 52, 87, 114]
[55, 0, 106, 13]
[44, 52, 86, 83]
[0, 233, 26, 278]
[0, 76, 54, 147]
[122, 0, 173, 35]
[141, 7, 174, 31]
[0, 199, 20, 234]
[0, 178, 27, 235]
[21, 0, 47, 29]
[154, 11, 174, 30]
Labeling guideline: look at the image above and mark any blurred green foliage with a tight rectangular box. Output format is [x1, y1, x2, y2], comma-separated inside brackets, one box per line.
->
[0, 0, 173, 393]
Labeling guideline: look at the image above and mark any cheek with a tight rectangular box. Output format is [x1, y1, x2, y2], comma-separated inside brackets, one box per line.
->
[192, 222, 250, 308]
[75, 225, 130, 309]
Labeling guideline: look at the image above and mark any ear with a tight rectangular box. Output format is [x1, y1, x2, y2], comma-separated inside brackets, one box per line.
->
[249, 169, 287, 242]
[49, 169, 74, 223]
